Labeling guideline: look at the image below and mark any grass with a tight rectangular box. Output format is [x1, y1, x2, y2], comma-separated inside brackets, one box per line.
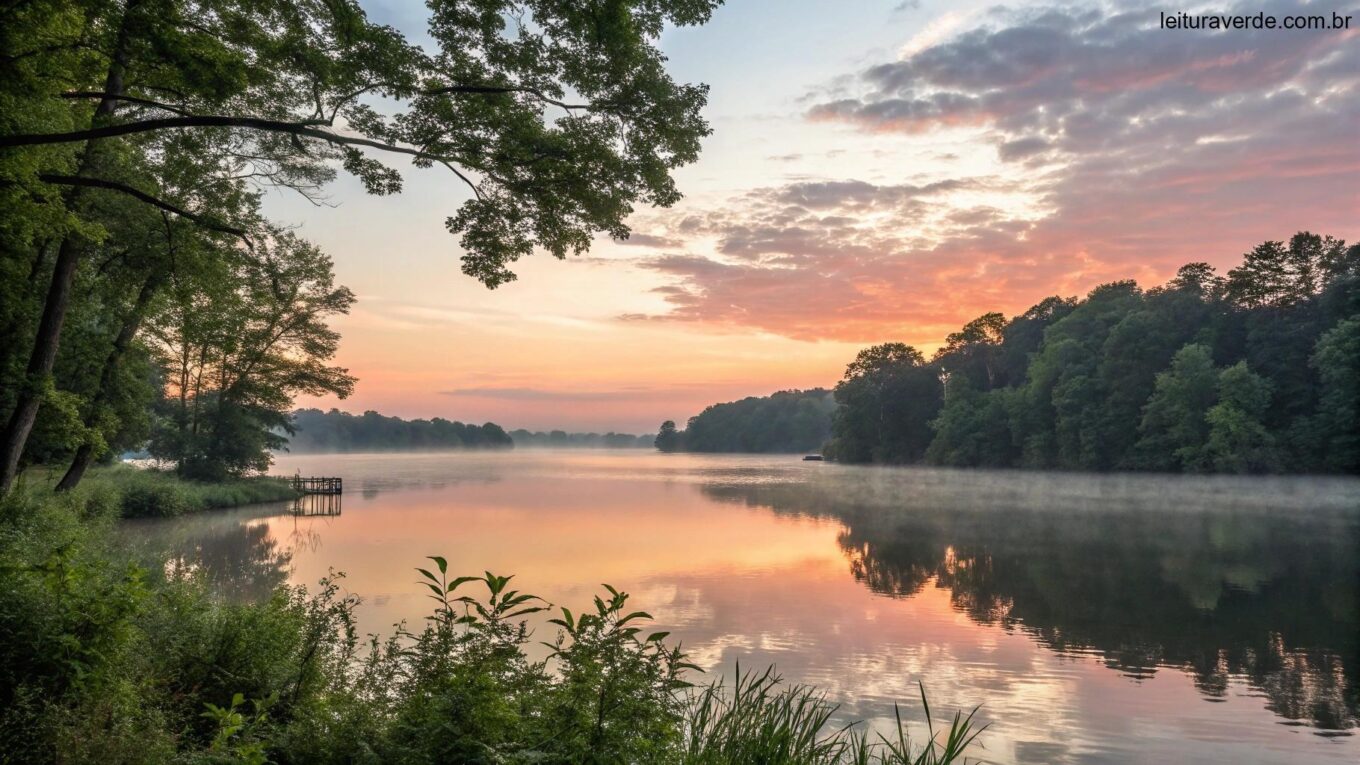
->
[684, 665, 986, 764]
[19, 463, 297, 518]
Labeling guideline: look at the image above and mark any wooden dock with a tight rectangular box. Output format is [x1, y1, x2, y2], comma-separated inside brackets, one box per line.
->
[291, 476, 343, 495]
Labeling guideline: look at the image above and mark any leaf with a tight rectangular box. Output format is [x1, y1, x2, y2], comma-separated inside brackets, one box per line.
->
[646, 631, 670, 642]
[447, 576, 479, 593]
[416, 567, 441, 584]
[427, 556, 448, 574]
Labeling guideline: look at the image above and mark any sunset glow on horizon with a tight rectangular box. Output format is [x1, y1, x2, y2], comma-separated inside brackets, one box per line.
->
[280, 0, 1359, 433]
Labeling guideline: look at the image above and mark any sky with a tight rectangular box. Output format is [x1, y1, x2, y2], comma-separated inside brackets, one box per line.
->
[273, 0, 1360, 434]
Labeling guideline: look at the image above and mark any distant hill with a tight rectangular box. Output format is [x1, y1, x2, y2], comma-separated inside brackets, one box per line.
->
[284, 408, 513, 453]
[655, 389, 834, 454]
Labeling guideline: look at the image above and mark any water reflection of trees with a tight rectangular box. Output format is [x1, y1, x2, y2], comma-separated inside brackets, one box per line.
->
[125, 511, 293, 602]
[701, 472, 1360, 732]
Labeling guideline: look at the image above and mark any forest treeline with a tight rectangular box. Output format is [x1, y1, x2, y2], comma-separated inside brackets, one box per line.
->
[509, 429, 653, 449]
[654, 389, 834, 453]
[655, 233, 1359, 474]
[285, 409, 653, 452]
[828, 233, 1359, 473]
[286, 409, 512, 453]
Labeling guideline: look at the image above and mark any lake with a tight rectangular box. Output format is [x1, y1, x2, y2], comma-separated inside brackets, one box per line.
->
[123, 450, 1360, 764]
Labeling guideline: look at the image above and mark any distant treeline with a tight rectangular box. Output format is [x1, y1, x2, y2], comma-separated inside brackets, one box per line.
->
[285, 410, 654, 453]
[826, 232, 1359, 473]
[654, 389, 835, 454]
[509, 430, 652, 449]
[287, 409, 513, 453]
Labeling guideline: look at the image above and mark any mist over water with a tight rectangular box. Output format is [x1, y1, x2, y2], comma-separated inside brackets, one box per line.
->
[124, 451, 1360, 765]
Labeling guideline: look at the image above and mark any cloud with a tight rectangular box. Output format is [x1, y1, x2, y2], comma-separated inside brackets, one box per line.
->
[612, 232, 684, 248]
[627, 0, 1358, 343]
[440, 384, 735, 403]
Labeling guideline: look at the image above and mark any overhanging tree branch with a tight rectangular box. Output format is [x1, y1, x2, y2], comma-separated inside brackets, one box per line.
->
[5, 114, 429, 160]
[60, 90, 199, 117]
[9, 113, 489, 193]
[38, 173, 252, 243]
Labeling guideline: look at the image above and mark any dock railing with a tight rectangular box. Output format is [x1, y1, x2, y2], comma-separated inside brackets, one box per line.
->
[291, 476, 342, 495]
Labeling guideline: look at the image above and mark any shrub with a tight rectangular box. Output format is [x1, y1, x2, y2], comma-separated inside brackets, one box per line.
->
[118, 479, 192, 518]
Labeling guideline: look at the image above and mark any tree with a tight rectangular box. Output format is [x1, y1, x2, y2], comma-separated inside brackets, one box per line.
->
[147, 231, 355, 479]
[1201, 362, 1279, 474]
[0, 0, 718, 492]
[934, 312, 1006, 390]
[1225, 232, 1350, 309]
[996, 296, 1077, 387]
[1133, 344, 1219, 472]
[926, 386, 1018, 468]
[1309, 318, 1360, 473]
[1018, 281, 1144, 469]
[654, 421, 681, 453]
[829, 344, 940, 463]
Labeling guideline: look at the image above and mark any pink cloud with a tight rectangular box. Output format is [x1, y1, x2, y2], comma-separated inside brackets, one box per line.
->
[628, 0, 1358, 343]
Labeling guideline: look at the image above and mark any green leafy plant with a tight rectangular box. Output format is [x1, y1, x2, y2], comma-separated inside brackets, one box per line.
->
[201, 692, 274, 765]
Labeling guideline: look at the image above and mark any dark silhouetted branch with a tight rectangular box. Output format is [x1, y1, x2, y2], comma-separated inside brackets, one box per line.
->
[38, 173, 251, 243]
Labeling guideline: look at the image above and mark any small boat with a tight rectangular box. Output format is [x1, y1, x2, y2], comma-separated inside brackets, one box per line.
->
[802, 455, 824, 461]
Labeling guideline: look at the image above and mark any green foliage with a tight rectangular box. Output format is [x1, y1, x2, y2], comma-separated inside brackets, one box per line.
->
[657, 389, 835, 454]
[118, 477, 192, 518]
[925, 386, 1019, 468]
[25, 383, 93, 466]
[511, 428, 653, 448]
[828, 232, 1359, 474]
[829, 345, 940, 464]
[1133, 344, 1219, 471]
[1201, 362, 1279, 474]
[2, 0, 718, 285]
[25, 465, 297, 518]
[684, 668, 983, 765]
[143, 231, 357, 480]
[289, 408, 515, 453]
[1310, 318, 1360, 472]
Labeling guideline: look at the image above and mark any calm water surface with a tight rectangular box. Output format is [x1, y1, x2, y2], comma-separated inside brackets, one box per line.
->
[124, 450, 1360, 764]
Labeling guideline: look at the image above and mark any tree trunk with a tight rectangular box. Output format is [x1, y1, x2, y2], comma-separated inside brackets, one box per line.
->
[56, 272, 161, 491]
[0, 238, 82, 491]
[0, 3, 138, 494]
